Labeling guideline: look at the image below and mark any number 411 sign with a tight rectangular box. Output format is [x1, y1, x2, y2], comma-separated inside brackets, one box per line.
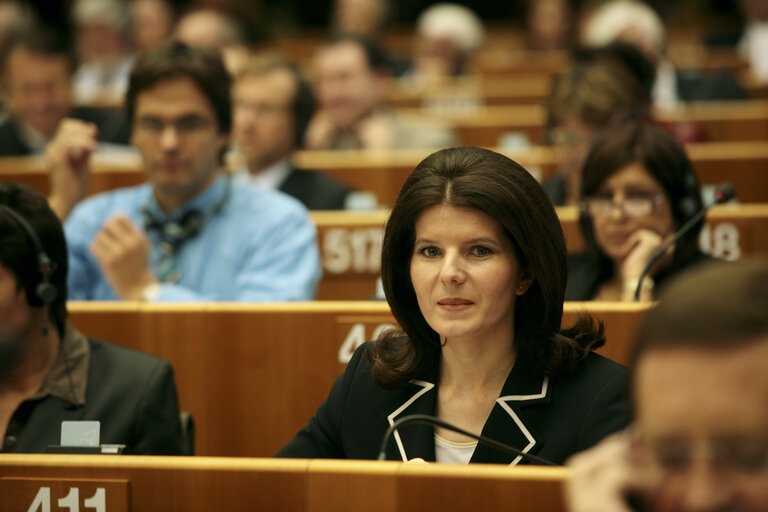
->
[0, 479, 128, 512]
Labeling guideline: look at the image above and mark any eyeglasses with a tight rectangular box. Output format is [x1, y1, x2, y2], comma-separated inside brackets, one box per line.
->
[581, 192, 667, 218]
[135, 115, 214, 136]
[637, 436, 768, 475]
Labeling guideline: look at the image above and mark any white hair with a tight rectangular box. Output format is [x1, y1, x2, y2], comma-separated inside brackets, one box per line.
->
[582, 0, 665, 54]
[417, 3, 484, 53]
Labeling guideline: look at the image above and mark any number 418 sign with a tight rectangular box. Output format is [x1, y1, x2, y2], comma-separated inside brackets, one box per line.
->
[0, 479, 128, 512]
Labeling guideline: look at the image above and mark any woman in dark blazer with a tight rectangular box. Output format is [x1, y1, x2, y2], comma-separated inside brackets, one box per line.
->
[277, 147, 629, 465]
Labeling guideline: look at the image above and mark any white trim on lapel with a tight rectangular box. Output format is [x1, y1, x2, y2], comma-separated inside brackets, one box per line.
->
[387, 379, 435, 462]
[496, 376, 550, 466]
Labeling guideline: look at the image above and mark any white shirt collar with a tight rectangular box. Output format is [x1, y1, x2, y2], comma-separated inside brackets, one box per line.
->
[232, 158, 292, 190]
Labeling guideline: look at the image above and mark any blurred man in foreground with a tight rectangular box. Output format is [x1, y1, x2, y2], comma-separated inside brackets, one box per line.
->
[567, 260, 768, 512]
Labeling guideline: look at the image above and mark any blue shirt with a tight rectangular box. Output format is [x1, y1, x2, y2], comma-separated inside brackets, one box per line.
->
[64, 176, 321, 301]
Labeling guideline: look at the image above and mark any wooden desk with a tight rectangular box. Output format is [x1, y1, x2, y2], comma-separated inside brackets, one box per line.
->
[312, 204, 768, 300]
[67, 301, 648, 457]
[297, 141, 768, 205]
[3, 141, 767, 205]
[0, 455, 567, 512]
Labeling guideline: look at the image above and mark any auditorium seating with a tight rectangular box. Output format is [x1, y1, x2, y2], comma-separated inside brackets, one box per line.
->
[67, 301, 648, 457]
[311, 204, 767, 299]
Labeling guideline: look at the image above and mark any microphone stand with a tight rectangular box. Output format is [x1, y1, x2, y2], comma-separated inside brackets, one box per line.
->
[377, 414, 557, 466]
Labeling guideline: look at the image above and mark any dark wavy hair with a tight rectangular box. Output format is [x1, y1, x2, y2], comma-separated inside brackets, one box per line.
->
[369, 147, 604, 388]
[0, 182, 68, 337]
[579, 122, 704, 284]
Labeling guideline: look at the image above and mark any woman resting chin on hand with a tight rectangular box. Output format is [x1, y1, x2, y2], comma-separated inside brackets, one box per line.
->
[566, 122, 715, 302]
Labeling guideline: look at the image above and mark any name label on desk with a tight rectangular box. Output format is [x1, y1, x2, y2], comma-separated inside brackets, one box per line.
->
[0, 478, 128, 512]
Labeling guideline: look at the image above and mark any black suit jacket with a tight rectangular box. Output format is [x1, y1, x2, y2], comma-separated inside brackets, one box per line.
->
[0, 106, 130, 157]
[277, 343, 629, 465]
[279, 166, 352, 210]
[9, 338, 183, 455]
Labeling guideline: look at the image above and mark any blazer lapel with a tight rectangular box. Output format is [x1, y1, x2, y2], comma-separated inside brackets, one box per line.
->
[471, 369, 551, 466]
[385, 379, 437, 462]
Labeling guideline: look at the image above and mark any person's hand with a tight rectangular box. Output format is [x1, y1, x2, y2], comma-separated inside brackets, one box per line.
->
[406, 458, 429, 464]
[354, 111, 395, 150]
[90, 215, 158, 300]
[617, 229, 673, 283]
[45, 118, 98, 220]
[566, 431, 655, 512]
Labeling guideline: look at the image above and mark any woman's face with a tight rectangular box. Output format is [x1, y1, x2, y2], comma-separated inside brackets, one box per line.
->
[409, 204, 530, 345]
[588, 162, 675, 262]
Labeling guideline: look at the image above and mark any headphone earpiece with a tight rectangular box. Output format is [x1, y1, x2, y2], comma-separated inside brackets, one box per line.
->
[676, 163, 703, 223]
[0, 204, 58, 307]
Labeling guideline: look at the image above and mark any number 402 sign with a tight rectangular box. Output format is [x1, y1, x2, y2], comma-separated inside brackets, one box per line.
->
[0, 479, 128, 512]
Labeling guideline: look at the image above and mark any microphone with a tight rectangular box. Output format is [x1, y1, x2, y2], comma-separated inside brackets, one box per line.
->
[376, 413, 557, 466]
[634, 182, 736, 300]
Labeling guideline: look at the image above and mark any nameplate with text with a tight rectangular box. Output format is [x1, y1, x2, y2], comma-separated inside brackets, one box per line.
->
[0, 478, 128, 512]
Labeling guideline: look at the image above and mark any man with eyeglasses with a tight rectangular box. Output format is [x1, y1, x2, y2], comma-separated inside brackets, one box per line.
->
[45, 41, 321, 301]
[567, 260, 768, 512]
[230, 54, 352, 210]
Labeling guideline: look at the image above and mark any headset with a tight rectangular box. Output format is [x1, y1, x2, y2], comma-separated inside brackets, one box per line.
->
[0, 204, 58, 306]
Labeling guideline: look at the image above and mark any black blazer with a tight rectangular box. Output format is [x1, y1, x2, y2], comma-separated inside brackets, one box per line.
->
[8, 338, 183, 455]
[0, 107, 130, 157]
[279, 166, 352, 210]
[277, 343, 629, 465]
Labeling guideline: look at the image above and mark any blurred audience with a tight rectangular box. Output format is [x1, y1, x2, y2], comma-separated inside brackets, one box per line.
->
[0, 0, 32, 51]
[0, 26, 129, 156]
[582, 0, 747, 107]
[45, 42, 320, 301]
[307, 34, 457, 150]
[738, 0, 768, 83]
[405, 3, 484, 87]
[567, 260, 768, 512]
[231, 54, 352, 210]
[567, 122, 713, 302]
[174, 7, 248, 74]
[525, 0, 575, 51]
[543, 48, 650, 205]
[72, 0, 135, 105]
[129, 0, 176, 54]
[331, 0, 389, 39]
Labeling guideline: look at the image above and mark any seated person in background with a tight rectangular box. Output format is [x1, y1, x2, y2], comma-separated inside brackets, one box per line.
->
[567, 122, 713, 302]
[525, 0, 575, 52]
[405, 3, 484, 87]
[0, 26, 129, 156]
[174, 7, 248, 75]
[543, 48, 650, 206]
[0, 182, 183, 454]
[567, 260, 768, 512]
[331, 0, 389, 40]
[306, 34, 458, 151]
[72, 0, 136, 106]
[46, 41, 321, 302]
[129, 0, 177, 55]
[231, 54, 352, 210]
[277, 147, 629, 464]
[582, 0, 747, 107]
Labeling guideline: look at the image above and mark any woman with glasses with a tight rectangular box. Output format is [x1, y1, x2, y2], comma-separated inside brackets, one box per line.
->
[567, 122, 713, 301]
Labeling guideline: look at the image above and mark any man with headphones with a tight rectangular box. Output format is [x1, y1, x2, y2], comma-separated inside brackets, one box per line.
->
[0, 182, 184, 454]
[231, 54, 352, 210]
[45, 41, 321, 301]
